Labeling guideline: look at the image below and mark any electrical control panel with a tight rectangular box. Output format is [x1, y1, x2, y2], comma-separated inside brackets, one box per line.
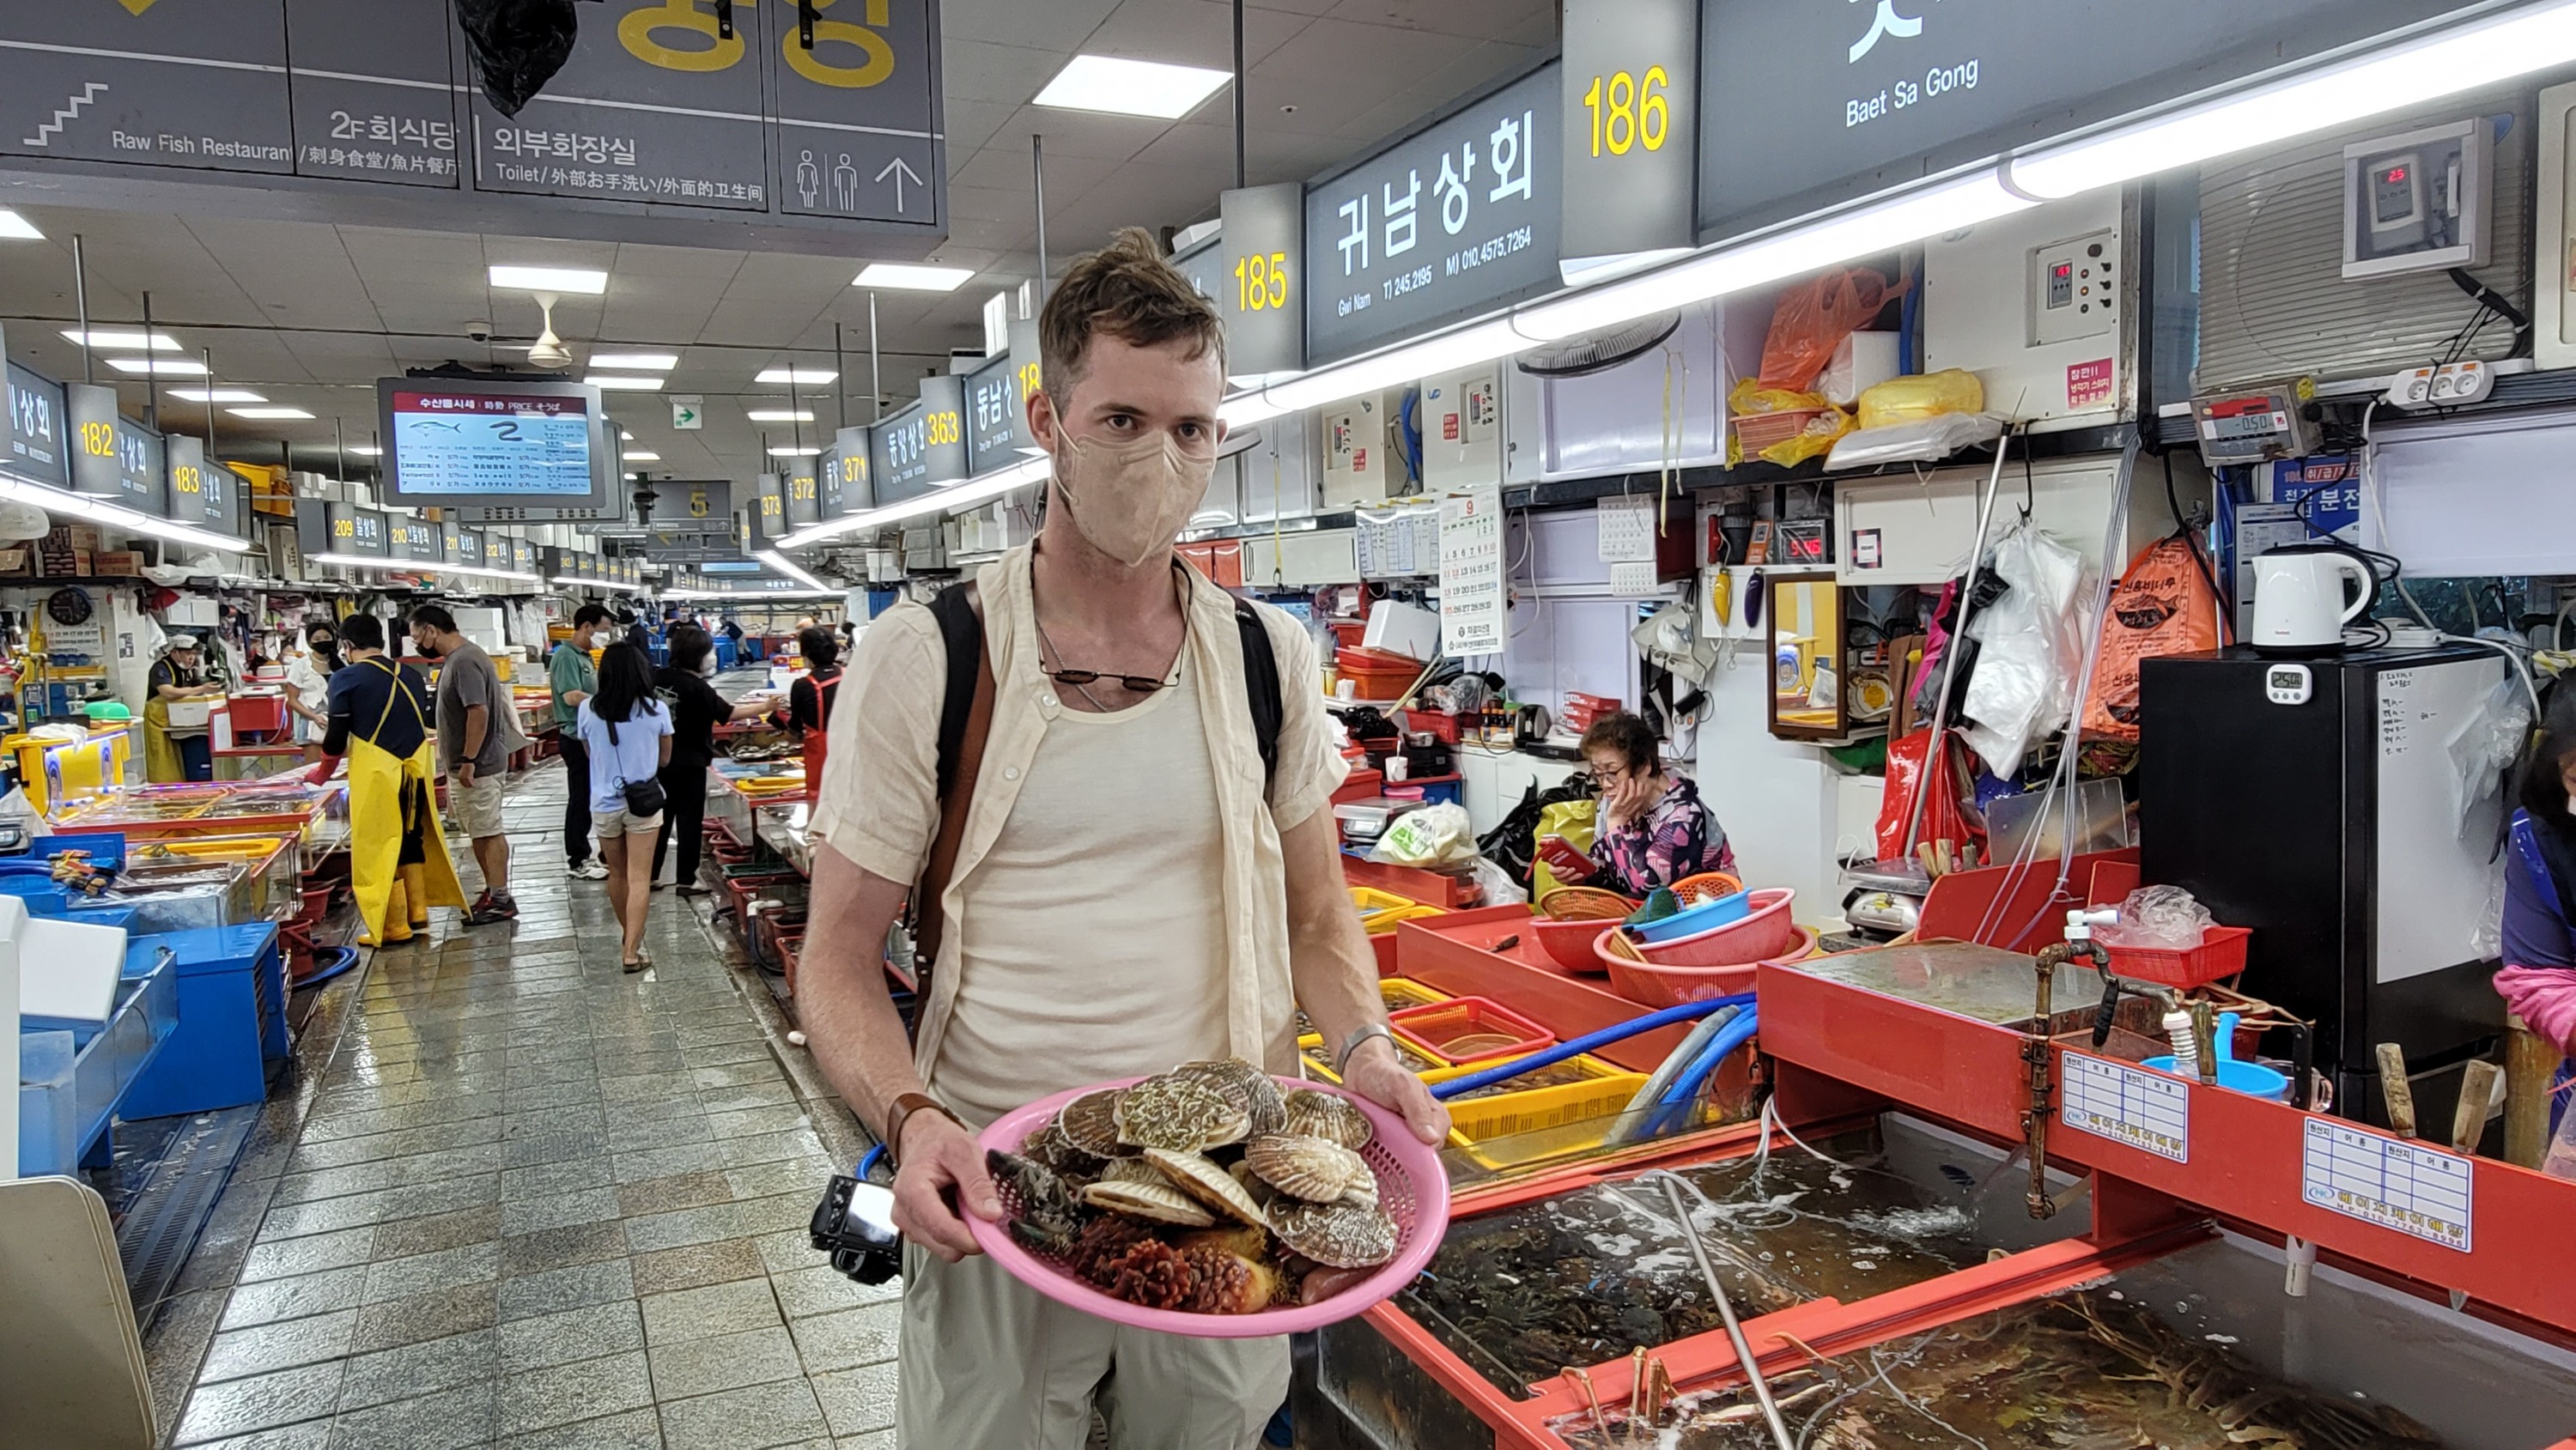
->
[1321, 391, 1400, 509]
[1922, 188, 2132, 432]
[2536, 82, 2576, 370]
[1419, 367, 1502, 490]
[2342, 118, 2490, 280]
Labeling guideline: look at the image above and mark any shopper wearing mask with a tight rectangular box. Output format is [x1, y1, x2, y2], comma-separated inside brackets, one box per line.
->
[283, 620, 341, 764]
[2494, 698, 2576, 1160]
[798, 228, 1446, 1450]
[310, 613, 466, 946]
[550, 604, 611, 880]
[769, 624, 843, 799]
[576, 641, 673, 973]
[653, 624, 776, 896]
[143, 634, 225, 783]
[409, 605, 529, 925]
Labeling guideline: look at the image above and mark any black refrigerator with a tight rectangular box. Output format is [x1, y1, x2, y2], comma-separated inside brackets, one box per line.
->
[2138, 646, 2509, 1132]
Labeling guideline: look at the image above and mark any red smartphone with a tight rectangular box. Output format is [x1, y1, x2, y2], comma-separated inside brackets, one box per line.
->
[1538, 835, 1591, 877]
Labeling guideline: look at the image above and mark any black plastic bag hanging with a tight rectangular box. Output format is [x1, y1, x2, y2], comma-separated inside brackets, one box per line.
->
[457, 0, 580, 118]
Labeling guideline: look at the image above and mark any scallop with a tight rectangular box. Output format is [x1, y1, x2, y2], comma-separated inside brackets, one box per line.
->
[1281, 1089, 1375, 1151]
[1243, 1133, 1373, 1204]
[1115, 1075, 1251, 1152]
[1055, 1088, 1135, 1159]
[1141, 1149, 1270, 1227]
[1268, 1200, 1399, 1270]
[1176, 1058, 1290, 1138]
[1082, 1179, 1214, 1227]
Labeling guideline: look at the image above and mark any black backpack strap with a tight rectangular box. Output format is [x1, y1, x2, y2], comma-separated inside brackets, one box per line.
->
[1234, 600, 1282, 791]
[929, 584, 984, 800]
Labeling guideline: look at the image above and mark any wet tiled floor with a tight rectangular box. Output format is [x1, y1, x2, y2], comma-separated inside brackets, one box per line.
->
[151, 757, 896, 1448]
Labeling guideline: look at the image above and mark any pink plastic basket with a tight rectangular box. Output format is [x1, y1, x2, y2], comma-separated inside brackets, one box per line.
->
[1629, 887, 1798, 967]
[969, 1075, 1449, 1338]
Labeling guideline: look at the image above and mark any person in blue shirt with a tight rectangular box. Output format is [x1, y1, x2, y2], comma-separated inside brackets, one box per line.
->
[576, 640, 672, 972]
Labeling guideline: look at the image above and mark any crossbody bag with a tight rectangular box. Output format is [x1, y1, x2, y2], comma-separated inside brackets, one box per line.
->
[601, 711, 669, 816]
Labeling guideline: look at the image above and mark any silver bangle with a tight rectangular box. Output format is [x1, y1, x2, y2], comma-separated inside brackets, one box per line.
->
[1337, 1022, 1398, 1075]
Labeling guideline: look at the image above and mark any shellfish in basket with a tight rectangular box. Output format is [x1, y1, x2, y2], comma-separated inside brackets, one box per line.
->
[1282, 1088, 1374, 1150]
[986, 1150, 1084, 1252]
[1054, 1087, 1135, 1159]
[1243, 1134, 1375, 1205]
[1115, 1075, 1252, 1152]
[1268, 1199, 1399, 1270]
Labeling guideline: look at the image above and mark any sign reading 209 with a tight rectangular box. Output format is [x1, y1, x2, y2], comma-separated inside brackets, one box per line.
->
[1303, 62, 1562, 367]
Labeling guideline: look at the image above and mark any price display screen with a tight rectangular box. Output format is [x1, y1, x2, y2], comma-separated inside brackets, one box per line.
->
[386, 388, 593, 497]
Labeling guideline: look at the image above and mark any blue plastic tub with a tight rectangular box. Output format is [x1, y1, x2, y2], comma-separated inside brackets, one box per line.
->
[1631, 889, 1753, 945]
[2143, 1011, 2289, 1101]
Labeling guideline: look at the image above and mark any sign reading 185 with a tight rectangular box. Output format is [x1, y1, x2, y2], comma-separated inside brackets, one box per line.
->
[1234, 251, 1289, 314]
[1580, 65, 1670, 157]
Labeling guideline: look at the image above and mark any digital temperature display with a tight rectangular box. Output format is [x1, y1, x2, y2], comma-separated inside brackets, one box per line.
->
[2048, 260, 2075, 308]
[2381, 165, 2408, 185]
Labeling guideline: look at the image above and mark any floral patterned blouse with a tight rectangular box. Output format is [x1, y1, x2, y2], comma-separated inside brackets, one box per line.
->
[1590, 774, 1732, 898]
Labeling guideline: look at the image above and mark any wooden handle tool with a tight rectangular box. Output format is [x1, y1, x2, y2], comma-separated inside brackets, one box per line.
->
[2451, 1059, 2501, 1155]
[2377, 1043, 2417, 1138]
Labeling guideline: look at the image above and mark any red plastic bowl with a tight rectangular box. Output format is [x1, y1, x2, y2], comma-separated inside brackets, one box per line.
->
[1532, 915, 1612, 972]
[1602, 925, 1822, 1008]
[969, 1076, 1449, 1338]
[1629, 887, 1797, 967]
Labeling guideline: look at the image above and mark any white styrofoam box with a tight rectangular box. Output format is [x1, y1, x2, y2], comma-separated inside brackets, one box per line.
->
[1832, 452, 2179, 588]
[454, 608, 507, 639]
[1835, 774, 1886, 863]
[159, 595, 221, 628]
[1321, 393, 1400, 507]
[1821, 331, 1903, 408]
[1922, 188, 2130, 432]
[1362, 600, 1439, 662]
[1419, 366, 1504, 490]
[2537, 81, 2576, 371]
[7, 901, 127, 1027]
[1537, 301, 1729, 481]
[1241, 527, 1359, 587]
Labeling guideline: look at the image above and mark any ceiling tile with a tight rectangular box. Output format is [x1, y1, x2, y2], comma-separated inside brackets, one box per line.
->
[942, 0, 1123, 50]
[945, 38, 1078, 105]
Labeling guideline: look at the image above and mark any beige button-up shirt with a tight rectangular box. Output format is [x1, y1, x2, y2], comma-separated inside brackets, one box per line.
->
[810, 543, 1346, 1105]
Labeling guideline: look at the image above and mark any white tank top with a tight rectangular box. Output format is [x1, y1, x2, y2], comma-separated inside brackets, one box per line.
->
[935, 659, 1230, 1126]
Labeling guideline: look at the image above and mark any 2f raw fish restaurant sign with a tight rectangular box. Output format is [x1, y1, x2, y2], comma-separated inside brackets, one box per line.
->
[1304, 62, 1562, 367]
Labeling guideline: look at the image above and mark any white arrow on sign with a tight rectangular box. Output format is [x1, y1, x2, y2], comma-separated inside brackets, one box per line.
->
[670, 394, 703, 431]
[874, 156, 923, 214]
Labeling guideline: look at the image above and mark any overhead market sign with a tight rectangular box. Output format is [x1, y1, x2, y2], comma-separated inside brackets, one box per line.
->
[0, 0, 946, 251]
[1693, 0, 2496, 240]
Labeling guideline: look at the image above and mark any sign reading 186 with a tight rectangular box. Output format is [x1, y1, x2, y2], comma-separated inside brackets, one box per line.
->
[1234, 250, 1289, 313]
[1578, 65, 1670, 157]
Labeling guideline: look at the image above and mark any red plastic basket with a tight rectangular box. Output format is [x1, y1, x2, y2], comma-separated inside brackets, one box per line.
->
[970, 1076, 1449, 1338]
[2102, 924, 2252, 989]
[1389, 996, 1554, 1065]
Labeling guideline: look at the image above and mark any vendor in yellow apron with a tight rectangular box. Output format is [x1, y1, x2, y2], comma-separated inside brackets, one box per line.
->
[327, 652, 466, 945]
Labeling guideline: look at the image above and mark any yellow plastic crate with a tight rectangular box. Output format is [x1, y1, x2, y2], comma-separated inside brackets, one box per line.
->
[1433, 1055, 1649, 1171]
[1295, 979, 1456, 1080]
[1349, 885, 1444, 936]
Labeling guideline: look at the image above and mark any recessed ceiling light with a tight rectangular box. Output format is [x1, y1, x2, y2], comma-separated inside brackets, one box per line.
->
[229, 406, 313, 420]
[745, 408, 816, 422]
[62, 329, 179, 351]
[622, 450, 660, 462]
[854, 262, 975, 292]
[589, 352, 677, 369]
[1035, 54, 1231, 119]
[348, 444, 384, 457]
[173, 388, 265, 403]
[621, 429, 636, 440]
[489, 264, 608, 294]
[585, 374, 664, 391]
[0, 209, 42, 240]
[106, 356, 209, 376]
[756, 367, 835, 385]
[766, 445, 818, 457]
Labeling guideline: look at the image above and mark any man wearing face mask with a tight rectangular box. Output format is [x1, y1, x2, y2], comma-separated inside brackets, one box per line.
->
[798, 229, 1448, 1448]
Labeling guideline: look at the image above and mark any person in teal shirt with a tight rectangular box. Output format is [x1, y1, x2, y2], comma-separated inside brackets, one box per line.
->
[551, 603, 611, 879]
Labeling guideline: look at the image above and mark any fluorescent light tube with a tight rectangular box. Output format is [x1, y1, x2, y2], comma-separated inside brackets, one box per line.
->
[229, 406, 314, 420]
[756, 367, 836, 385]
[172, 388, 265, 403]
[766, 446, 817, 458]
[854, 263, 975, 292]
[347, 444, 383, 457]
[0, 474, 247, 551]
[745, 409, 816, 422]
[490, 264, 607, 294]
[756, 549, 826, 590]
[588, 352, 677, 369]
[1035, 55, 1230, 119]
[0, 209, 42, 240]
[586, 374, 664, 391]
[107, 356, 209, 376]
[622, 451, 660, 462]
[778, 456, 1048, 548]
[308, 552, 402, 570]
[2009, 0, 2576, 199]
[63, 330, 179, 351]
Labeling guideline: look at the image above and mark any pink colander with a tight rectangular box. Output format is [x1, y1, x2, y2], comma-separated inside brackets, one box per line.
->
[969, 1075, 1450, 1338]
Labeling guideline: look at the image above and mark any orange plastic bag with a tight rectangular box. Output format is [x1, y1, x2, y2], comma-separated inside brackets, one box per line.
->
[2082, 536, 2222, 741]
[1759, 268, 1899, 392]
[1875, 728, 1981, 866]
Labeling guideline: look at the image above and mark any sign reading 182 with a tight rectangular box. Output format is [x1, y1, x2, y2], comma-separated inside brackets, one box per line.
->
[1578, 65, 1670, 157]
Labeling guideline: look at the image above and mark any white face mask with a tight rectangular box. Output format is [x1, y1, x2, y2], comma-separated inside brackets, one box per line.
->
[1051, 427, 1216, 567]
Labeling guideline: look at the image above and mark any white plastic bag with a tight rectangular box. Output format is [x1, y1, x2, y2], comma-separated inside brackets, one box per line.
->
[1825, 412, 2005, 470]
[1467, 857, 1528, 907]
[1959, 524, 2091, 778]
[2445, 672, 2530, 839]
[1370, 803, 1479, 868]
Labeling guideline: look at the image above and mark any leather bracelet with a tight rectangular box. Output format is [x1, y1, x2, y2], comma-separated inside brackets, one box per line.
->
[884, 1092, 962, 1168]
[1338, 1022, 1399, 1075]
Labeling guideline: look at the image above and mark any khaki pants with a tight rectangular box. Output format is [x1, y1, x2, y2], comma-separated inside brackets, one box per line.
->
[899, 1246, 1288, 1450]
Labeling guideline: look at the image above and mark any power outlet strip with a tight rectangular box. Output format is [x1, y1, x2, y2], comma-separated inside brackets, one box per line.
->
[2385, 360, 2496, 408]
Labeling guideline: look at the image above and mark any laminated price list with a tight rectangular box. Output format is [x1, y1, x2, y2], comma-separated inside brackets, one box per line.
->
[2058, 1053, 2189, 1163]
[2300, 1119, 2472, 1252]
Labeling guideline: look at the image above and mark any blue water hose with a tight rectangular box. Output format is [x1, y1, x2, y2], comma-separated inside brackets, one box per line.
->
[1429, 994, 1754, 1101]
[1649, 1008, 1760, 1137]
[857, 1144, 886, 1180]
[300, 945, 361, 987]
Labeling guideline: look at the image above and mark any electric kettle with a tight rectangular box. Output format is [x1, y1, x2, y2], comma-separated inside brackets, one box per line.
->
[2250, 545, 2373, 652]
